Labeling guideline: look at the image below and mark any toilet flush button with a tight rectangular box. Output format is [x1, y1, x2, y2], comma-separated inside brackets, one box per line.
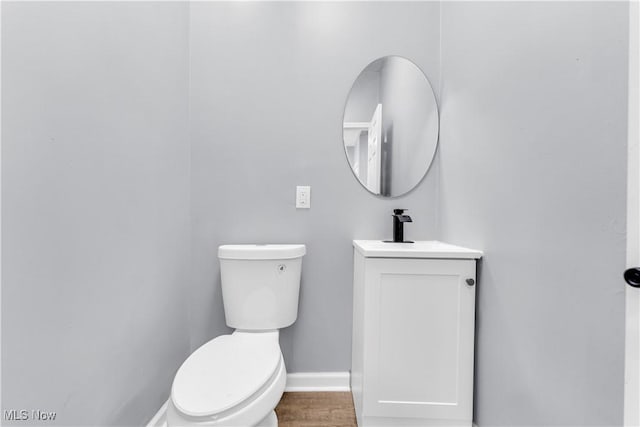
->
[296, 186, 311, 209]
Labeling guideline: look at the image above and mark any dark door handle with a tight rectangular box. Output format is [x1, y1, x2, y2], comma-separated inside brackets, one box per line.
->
[624, 268, 640, 288]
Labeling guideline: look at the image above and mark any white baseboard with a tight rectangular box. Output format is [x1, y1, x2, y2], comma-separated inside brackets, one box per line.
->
[146, 399, 168, 427]
[284, 371, 351, 392]
[146, 371, 351, 426]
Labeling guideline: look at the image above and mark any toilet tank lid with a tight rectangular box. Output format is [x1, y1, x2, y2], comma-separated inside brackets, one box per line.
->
[218, 244, 306, 260]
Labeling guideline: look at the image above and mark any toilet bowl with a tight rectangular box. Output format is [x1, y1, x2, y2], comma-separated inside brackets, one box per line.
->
[166, 331, 286, 426]
[167, 244, 305, 427]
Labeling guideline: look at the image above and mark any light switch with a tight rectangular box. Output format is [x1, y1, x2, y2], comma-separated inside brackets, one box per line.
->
[296, 186, 311, 209]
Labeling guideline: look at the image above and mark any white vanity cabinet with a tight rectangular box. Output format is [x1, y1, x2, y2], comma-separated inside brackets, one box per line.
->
[351, 240, 482, 427]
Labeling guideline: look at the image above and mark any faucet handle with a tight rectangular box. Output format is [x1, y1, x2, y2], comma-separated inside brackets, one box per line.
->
[392, 208, 412, 223]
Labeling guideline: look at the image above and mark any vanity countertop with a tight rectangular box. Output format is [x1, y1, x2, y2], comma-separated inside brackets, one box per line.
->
[353, 240, 483, 259]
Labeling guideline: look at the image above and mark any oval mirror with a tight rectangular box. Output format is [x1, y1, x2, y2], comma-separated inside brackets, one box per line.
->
[342, 56, 439, 197]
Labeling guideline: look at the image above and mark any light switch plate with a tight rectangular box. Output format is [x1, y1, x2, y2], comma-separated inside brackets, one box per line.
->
[296, 186, 311, 209]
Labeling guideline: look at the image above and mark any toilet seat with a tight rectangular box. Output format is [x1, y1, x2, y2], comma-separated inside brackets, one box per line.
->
[171, 331, 281, 418]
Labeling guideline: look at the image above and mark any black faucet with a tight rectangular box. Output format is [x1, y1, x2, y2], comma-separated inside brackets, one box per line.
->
[391, 209, 413, 243]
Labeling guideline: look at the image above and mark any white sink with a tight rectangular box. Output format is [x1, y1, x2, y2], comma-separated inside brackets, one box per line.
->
[353, 240, 482, 259]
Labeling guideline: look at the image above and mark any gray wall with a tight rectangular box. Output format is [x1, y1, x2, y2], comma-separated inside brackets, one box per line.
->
[343, 69, 380, 123]
[439, 2, 628, 425]
[189, 1, 441, 371]
[2, 3, 191, 425]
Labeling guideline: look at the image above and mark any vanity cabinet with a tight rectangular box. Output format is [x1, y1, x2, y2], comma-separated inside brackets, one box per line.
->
[351, 240, 482, 427]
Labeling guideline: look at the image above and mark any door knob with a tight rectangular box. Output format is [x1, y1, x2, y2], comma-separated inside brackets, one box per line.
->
[624, 268, 640, 288]
[466, 278, 475, 286]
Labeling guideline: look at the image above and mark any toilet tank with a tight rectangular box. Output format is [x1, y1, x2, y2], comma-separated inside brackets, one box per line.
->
[218, 244, 305, 330]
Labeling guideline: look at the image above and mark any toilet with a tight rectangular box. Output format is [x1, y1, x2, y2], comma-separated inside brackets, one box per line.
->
[166, 244, 306, 427]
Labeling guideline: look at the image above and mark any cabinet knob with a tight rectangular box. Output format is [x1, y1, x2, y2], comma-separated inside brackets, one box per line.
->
[466, 278, 475, 286]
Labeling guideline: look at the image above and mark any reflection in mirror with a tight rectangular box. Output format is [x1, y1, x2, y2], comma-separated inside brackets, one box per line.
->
[343, 56, 439, 197]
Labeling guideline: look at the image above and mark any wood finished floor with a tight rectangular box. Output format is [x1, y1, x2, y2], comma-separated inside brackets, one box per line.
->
[275, 392, 357, 427]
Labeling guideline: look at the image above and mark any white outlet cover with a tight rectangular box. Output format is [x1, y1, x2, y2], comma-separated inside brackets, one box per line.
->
[296, 186, 311, 209]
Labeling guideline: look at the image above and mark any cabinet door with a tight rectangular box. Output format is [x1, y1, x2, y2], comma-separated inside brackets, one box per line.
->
[363, 258, 476, 421]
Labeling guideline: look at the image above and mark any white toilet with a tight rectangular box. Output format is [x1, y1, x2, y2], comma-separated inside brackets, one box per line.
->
[166, 244, 306, 427]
